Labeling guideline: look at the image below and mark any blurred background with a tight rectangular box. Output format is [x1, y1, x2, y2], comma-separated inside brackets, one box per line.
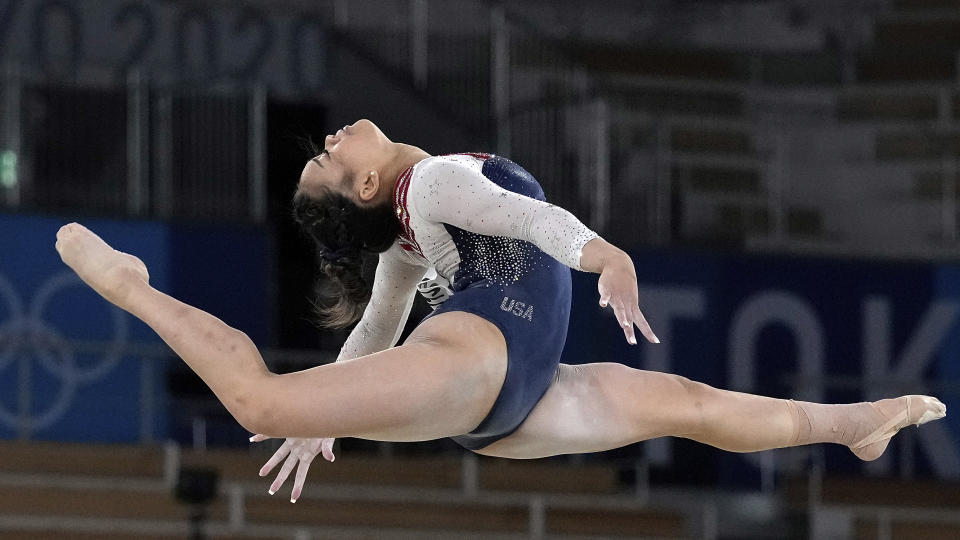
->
[1, 0, 959, 538]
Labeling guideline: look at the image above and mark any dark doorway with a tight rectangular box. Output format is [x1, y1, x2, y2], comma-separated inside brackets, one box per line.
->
[266, 100, 348, 352]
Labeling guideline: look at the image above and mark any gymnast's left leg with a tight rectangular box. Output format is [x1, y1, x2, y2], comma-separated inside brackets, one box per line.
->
[476, 363, 946, 460]
[55, 223, 507, 442]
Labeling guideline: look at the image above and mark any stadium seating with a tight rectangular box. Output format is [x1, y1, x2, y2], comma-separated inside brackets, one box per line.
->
[785, 475, 960, 540]
[0, 440, 687, 539]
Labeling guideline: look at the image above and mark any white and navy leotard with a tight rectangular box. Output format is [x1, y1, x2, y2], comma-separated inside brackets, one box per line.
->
[338, 153, 598, 449]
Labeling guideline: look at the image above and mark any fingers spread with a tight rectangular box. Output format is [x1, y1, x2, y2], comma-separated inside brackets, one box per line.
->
[321, 438, 336, 462]
[633, 308, 659, 344]
[609, 301, 637, 344]
[260, 442, 291, 477]
[270, 453, 298, 494]
[610, 301, 625, 326]
[621, 321, 636, 345]
[290, 459, 313, 503]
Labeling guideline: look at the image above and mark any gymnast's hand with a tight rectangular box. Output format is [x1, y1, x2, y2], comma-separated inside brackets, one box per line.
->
[249, 435, 335, 503]
[596, 253, 659, 345]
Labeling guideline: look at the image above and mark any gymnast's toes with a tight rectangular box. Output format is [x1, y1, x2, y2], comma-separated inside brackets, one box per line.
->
[850, 395, 946, 462]
[55, 223, 150, 304]
[910, 395, 946, 426]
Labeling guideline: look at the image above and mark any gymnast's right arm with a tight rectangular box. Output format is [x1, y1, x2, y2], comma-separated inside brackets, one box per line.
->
[407, 157, 657, 345]
[337, 244, 428, 360]
[252, 243, 426, 502]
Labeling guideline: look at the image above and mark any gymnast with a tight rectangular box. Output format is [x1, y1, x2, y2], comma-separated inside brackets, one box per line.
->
[55, 119, 945, 503]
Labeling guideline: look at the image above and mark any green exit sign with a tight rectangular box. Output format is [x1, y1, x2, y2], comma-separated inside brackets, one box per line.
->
[0, 150, 17, 188]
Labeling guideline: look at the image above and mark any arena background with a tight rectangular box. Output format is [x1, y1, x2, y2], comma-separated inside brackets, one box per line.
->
[1, 0, 959, 538]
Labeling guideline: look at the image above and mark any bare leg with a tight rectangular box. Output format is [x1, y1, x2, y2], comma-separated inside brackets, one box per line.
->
[56, 223, 507, 440]
[478, 363, 945, 460]
[57, 223, 274, 423]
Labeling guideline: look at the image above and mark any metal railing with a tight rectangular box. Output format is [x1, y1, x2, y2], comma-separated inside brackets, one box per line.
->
[5, 0, 960, 252]
[599, 80, 960, 257]
[330, 0, 960, 257]
[0, 68, 267, 222]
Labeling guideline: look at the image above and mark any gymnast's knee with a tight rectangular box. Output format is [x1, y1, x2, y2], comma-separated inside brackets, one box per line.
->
[222, 370, 278, 435]
[671, 374, 715, 438]
[231, 394, 279, 435]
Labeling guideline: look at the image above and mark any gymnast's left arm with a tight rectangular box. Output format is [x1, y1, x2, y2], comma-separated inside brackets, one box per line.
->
[409, 158, 659, 345]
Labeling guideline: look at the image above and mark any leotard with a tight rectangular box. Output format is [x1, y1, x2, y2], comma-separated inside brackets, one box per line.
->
[337, 153, 598, 449]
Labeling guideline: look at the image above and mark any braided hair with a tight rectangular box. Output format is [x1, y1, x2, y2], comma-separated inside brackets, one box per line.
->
[292, 187, 400, 328]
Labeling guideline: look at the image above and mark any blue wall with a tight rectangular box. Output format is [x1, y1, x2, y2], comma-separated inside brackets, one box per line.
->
[0, 214, 271, 443]
[2, 213, 957, 481]
[564, 250, 960, 481]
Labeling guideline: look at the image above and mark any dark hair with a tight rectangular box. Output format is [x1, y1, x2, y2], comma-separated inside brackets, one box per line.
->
[292, 187, 400, 329]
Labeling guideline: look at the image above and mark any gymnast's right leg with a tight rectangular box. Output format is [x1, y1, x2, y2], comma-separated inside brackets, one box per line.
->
[55, 223, 507, 442]
[477, 363, 946, 460]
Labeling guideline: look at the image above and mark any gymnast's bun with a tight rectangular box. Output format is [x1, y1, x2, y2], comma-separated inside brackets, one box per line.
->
[292, 188, 399, 329]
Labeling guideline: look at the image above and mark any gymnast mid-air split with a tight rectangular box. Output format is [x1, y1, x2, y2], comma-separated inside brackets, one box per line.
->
[56, 119, 945, 503]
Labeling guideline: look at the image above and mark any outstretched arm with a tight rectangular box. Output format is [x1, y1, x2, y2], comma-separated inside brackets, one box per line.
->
[409, 158, 598, 271]
[409, 158, 658, 344]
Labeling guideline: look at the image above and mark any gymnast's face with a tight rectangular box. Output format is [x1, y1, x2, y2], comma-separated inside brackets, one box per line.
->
[297, 119, 393, 206]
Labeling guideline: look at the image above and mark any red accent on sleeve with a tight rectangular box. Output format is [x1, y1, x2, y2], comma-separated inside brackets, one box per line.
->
[392, 165, 424, 257]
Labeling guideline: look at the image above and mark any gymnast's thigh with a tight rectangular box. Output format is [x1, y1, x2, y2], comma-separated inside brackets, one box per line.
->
[258, 311, 507, 441]
[474, 363, 698, 459]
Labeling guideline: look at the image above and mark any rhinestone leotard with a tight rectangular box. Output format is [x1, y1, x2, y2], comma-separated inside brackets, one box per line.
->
[338, 153, 599, 449]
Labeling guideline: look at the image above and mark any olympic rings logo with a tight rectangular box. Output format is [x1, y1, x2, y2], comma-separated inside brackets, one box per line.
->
[0, 271, 128, 433]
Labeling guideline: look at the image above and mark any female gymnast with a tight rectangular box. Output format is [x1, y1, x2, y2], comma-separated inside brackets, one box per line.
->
[55, 119, 945, 503]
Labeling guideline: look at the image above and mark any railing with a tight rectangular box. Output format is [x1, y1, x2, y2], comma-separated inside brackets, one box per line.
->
[798, 468, 960, 540]
[602, 80, 960, 257]
[4, 0, 960, 254]
[0, 68, 267, 222]
[329, 1, 606, 226]
[330, 0, 960, 257]
[0, 438, 710, 540]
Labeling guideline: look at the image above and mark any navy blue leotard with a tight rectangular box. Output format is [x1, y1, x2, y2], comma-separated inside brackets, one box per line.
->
[421, 156, 573, 449]
[339, 153, 597, 451]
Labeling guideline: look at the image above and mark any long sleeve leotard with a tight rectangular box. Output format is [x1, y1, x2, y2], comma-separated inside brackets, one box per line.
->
[337, 153, 598, 361]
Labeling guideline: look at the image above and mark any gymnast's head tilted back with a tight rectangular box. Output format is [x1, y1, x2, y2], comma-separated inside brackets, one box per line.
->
[292, 120, 401, 329]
